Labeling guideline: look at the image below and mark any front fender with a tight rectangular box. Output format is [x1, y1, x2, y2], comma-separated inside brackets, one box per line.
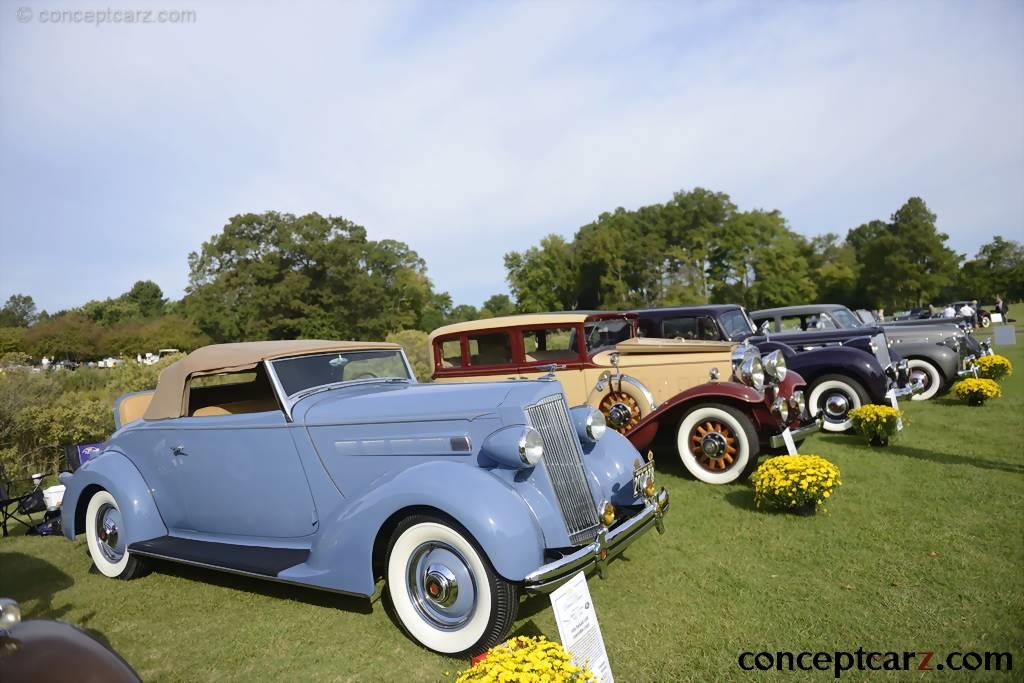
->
[782, 346, 889, 403]
[302, 461, 545, 596]
[581, 429, 648, 508]
[902, 344, 959, 380]
[59, 449, 166, 545]
[625, 381, 765, 450]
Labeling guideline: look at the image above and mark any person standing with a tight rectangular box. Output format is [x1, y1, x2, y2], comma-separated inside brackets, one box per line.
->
[958, 301, 975, 325]
[995, 296, 1005, 322]
[942, 303, 956, 318]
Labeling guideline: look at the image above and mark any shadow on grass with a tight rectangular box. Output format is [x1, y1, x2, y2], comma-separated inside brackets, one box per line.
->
[147, 558, 374, 614]
[815, 434, 1024, 474]
[0, 550, 116, 649]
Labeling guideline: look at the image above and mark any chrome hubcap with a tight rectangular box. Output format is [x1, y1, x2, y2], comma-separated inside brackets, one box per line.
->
[824, 393, 850, 418]
[407, 542, 475, 630]
[423, 564, 458, 607]
[700, 432, 728, 459]
[606, 403, 633, 429]
[96, 504, 124, 563]
[910, 369, 930, 389]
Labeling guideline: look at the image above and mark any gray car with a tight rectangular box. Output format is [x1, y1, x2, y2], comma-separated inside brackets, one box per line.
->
[751, 304, 987, 401]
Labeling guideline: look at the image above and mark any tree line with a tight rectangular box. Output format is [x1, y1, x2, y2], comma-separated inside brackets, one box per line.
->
[1, 192, 1021, 364]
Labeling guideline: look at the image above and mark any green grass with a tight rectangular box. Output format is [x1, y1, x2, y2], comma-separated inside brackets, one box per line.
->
[3, 321, 1022, 682]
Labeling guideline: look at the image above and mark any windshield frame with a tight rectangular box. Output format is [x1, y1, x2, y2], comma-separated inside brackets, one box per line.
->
[265, 349, 416, 421]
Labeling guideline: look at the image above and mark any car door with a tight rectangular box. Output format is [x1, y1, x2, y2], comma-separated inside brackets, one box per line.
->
[150, 412, 318, 539]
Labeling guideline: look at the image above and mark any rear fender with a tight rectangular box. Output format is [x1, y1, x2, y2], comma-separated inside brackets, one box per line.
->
[301, 461, 545, 596]
[59, 449, 166, 544]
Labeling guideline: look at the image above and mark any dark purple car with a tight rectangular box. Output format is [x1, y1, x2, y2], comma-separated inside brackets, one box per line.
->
[633, 305, 919, 434]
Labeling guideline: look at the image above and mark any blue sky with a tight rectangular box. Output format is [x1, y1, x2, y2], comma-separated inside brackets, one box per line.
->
[1, 0, 1022, 313]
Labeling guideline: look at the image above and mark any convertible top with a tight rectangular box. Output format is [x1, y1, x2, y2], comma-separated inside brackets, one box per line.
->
[144, 340, 401, 420]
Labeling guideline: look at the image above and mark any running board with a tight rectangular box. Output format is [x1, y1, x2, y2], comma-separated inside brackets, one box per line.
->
[128, 536, 310, 577]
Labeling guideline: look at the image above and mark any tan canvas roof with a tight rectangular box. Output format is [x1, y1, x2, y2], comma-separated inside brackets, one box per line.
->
[144, 340, 401, 420]
[428, 312, 635, 342]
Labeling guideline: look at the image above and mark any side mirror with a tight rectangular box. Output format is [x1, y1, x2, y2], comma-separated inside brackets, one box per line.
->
[759, 321, 771, 336]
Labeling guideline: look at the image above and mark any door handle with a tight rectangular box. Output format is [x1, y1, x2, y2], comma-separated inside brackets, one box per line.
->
[171, 445, 186, 456]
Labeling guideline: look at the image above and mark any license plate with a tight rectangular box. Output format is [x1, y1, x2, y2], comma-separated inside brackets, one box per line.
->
[633, 461, 655, 497]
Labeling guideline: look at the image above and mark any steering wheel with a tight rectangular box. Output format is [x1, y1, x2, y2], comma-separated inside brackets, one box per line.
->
[352, 372, 378, 380]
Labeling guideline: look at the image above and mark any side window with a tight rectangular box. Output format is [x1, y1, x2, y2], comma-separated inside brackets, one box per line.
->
[522, 327, 579, 363]
[637, 319, 657, 338]
[817, 313, 839, 330]
[663, 316, 698, 339]
[780, 316, 804, 332]
[467, 332, 512, 367]
[438, 339, 464, 368]
[187, 367, 278, 417]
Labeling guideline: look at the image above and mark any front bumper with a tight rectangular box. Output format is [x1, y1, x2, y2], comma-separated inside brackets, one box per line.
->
[958, 354, 980, 378]
[523, 487, 670, 593]
[769, 412, 823, 449]
[891, 379, 925, 397]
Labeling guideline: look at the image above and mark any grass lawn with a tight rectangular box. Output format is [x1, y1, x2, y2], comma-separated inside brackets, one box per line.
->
[2, 320, 1022, 682]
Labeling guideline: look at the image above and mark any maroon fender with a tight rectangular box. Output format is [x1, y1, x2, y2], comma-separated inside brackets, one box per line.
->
[624, 381, 767, 451]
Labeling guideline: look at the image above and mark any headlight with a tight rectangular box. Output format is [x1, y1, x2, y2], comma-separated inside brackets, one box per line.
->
[739, 355, 765, 391]
[731, 344, 750, 371]
[585, 409, 606, 442]
[571, 405, 607, 443]
[789, 390, 806, 419]
[762, 349, 787, 382]
[771, 395, 789, 422]
[517, 427, 544, 465]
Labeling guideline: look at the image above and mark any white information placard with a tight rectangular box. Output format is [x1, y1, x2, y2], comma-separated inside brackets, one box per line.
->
[781, 427, 797, 454]
[990, 313, 1004, 323]
[550, 571, 614, 682]
[886, 389, 904, 430]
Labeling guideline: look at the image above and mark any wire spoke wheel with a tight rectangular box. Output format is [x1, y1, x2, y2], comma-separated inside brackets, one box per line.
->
[599, 391, 641, 433]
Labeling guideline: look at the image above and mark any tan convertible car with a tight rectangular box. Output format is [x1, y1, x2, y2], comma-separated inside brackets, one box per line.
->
[429, 312, 819, 484]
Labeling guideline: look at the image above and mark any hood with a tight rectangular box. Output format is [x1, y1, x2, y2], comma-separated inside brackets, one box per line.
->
[297, 378, 563, 425]
[751, 326, 883, 346]
[882, 322, 962, 342]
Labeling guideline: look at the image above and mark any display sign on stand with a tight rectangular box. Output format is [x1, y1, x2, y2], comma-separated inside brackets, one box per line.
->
[550, 571, 614, 682]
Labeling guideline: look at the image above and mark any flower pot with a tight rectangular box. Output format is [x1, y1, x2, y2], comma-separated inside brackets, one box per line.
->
[968, 396, 986, 407]
[789, 502, 817, 516]
[869, 435, 889, 448]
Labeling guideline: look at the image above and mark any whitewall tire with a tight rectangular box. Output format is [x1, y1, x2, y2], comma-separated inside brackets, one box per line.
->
[807, 375, 867, 433]
[676, 404, 759, 484]
[85, 490, 147, 579]
[906, 359, 943, 401]
[386, 516, 518, 657]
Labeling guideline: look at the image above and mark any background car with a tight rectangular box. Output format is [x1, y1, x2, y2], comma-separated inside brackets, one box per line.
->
[634, 305, 917, 433]
[60, 340, 669, 657]
[751, 304, 985, 400]
[429, 312, 818, 484]
[0, 598, 141, 683]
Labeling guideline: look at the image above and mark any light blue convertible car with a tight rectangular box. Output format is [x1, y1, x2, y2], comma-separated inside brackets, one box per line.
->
[60, 340, 669, 656]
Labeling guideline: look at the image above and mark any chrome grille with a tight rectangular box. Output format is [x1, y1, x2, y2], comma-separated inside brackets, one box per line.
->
[872, 332, 892, 368]
[526, 395, 601, 545]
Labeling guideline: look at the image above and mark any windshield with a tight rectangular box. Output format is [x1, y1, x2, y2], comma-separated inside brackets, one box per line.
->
[721, 309, 755, 339]
[831, 307, 864, 328]
[271, 350, 412, 396]
[583, 318, 634, 352]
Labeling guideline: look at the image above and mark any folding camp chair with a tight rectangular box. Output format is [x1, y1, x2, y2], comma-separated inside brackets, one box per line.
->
[0, 467, 45, 537]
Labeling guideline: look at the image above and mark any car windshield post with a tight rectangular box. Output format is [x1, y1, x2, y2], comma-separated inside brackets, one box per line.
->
[832, 307, 863, 328]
